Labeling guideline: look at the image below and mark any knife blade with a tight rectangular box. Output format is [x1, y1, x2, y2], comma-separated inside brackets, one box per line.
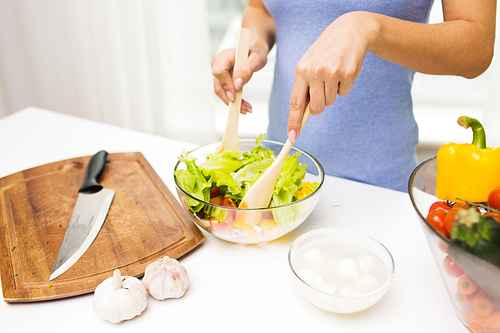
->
[49, 150, 115, 281]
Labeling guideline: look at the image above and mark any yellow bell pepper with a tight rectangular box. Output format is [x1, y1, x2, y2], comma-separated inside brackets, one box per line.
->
[294, 181, 313, 200]
[436, 116, 500, 202]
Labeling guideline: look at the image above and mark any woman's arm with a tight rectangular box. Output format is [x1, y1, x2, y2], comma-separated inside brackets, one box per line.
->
[287, 0, 497, 141]
[211, 0, 275, 112]
[372, 0, 496, 78]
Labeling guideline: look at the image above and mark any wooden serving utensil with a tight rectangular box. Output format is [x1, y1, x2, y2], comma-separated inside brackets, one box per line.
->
[218, 28, 252, 153]
[238, 104, 311, 224]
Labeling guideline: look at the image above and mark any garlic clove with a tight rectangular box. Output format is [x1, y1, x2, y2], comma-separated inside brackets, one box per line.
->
[142, 256, 189, 300]
[93, 269, 147, 323]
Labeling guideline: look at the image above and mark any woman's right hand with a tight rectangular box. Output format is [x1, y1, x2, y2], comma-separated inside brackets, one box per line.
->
[211, 45, 268, 114]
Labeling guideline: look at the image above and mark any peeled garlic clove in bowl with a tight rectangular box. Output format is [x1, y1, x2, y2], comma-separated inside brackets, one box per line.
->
[142, 256, 189, 300]
[93, 269, 147, 323]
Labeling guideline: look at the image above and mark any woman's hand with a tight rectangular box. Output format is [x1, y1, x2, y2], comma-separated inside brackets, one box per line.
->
[211, 45, 268, 114]
[287, 0, 496, 143]
[211, 0, 275, 114]
[287, 11, 380, 142]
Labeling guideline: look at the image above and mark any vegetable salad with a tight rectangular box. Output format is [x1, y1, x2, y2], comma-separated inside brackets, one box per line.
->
[174, 135, 320, 232]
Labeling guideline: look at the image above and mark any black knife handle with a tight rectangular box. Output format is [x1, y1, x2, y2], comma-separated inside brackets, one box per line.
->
[79, 150, 108, 193]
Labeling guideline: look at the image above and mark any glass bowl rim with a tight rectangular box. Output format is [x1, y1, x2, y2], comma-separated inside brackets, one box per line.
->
[173, 138, 325, 211]
[287, 227, 396, 299]
[407, 156, 450, 243]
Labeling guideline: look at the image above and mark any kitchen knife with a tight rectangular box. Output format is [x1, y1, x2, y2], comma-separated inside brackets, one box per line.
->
[49, 150, 115, 281]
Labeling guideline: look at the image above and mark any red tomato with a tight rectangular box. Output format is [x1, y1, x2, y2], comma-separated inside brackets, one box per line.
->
[488, 186, 500, 210]
[443, 255, 464, 277]
[484, 212, 500, 224]
[428, 201, 452, 214]
[221, 198, 237, 208]
[426, 209, 449, 238]
[444, 207, 463, 234]
[210, 186, 220, 198]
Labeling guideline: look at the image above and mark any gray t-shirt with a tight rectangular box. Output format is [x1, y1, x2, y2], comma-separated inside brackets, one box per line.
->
[263, 0, 434, 192]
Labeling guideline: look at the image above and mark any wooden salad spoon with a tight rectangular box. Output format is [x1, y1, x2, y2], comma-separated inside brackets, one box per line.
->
[238, 104, 311, 224]
[218, 28, 252, 152]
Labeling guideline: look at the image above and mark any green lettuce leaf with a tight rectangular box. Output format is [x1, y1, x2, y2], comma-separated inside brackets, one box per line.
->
[175, 136, 319, 218]
[232, 157, 274, 198]
[199, 148, 247, 173]
[268, 153, 305, 227]
[271, 153, 305, 207]
[208, 170, 241, 196]
[175, 152, 211, 212]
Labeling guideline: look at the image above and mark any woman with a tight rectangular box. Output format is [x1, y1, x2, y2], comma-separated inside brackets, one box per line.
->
[211, 0, 496, 192]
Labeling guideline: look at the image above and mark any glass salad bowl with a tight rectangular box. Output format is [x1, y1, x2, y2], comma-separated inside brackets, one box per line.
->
[173, 139, 324, 244]
[409, 157, 500, 333]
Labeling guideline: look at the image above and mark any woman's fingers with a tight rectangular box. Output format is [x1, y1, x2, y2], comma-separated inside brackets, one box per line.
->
[241, 99, 253, 114]
[211, 47, 268, 107]
[324, 80, 338, 106]
[213, 77, 229, 105]
[288, 75, 310, 142]
[308, 78, 326, 116]
[211, 48, 237, 102]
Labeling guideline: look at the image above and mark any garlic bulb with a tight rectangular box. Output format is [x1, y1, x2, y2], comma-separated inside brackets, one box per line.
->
[142, 256, 189, 300]
[93, 269, 147, 323]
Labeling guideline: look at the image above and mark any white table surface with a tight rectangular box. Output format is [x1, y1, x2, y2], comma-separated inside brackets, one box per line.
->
[0, 107, 467, 333]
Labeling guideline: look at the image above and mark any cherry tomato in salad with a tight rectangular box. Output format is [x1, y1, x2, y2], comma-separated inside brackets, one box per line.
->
[488, 186, 500, 210]
[426, 209, 449, 238]
[443, 255, 464, 277]
[210, 186, 220, 198]
[428, 201, 452, 214]
[221, 198, 237, 208]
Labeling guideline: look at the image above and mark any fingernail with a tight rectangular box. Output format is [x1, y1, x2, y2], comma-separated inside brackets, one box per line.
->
[226, 91, 234, 102]
[288, 130, 297, 143]
[234, 78, 243, 90]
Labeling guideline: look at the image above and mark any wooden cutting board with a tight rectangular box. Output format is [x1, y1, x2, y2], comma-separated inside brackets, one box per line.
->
[0, 152, 204, 302]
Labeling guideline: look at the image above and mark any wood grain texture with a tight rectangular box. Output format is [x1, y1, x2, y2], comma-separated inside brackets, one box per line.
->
[218, 28, 251, 153]
[0, 152, 204, 302]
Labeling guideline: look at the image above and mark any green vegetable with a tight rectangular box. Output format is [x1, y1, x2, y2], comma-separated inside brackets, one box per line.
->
[174, 135, 320, 224]
[232, 157, 273, 198]
[174, 152, 211, 212]
[450, 208, 500, 267]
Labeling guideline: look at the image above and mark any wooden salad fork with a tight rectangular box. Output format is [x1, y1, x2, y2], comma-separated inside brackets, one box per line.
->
[218, 28, 252, 152]
[238, 104, 311, 224]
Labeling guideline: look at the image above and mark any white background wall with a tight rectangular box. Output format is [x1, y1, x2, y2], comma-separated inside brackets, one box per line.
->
[0, 0, 217, 145]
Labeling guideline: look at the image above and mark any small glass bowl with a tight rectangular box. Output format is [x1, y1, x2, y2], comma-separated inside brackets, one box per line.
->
[173, 139, 324, 244]
[288, 228, 395, 313]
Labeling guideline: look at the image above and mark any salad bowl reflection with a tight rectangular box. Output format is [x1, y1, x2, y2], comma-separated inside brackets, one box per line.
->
[409, 157, 500, 333]
[173, 139, 324, 244]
